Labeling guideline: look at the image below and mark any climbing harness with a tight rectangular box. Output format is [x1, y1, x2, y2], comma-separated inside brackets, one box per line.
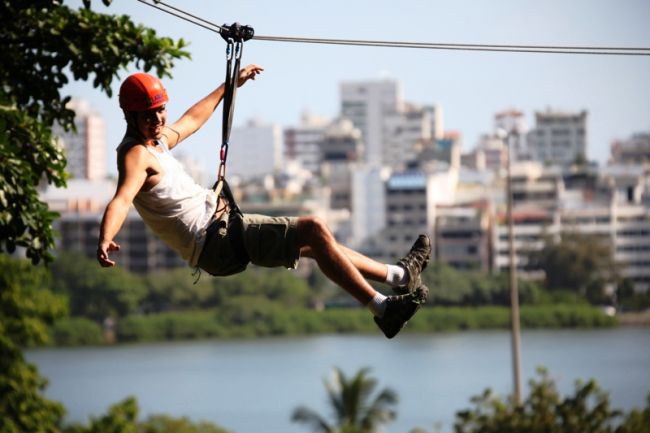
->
[208, 22, 255, 272]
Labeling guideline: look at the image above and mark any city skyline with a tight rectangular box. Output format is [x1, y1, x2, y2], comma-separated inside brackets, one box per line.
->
[62, 0, 650, 177]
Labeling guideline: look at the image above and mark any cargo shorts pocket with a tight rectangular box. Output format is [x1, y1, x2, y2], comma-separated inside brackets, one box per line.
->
[244, 223, 289, 268]
[198, 221, 248, 276]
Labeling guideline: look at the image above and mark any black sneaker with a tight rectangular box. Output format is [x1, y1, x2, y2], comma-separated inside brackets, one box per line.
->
[374, 285, 428, 339]
[394, 234, 432, 295]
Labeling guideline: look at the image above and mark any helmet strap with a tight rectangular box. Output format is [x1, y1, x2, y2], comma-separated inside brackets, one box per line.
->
[124, 110, 149, 144]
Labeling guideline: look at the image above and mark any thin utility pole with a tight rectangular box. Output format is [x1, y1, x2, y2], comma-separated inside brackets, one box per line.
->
[504, 129, 523, 405]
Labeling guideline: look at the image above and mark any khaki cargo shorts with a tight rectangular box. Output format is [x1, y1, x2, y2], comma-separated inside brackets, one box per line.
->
[197, 212, 300, 276]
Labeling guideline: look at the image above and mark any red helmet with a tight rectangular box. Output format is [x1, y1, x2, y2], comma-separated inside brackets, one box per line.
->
[119, 73, 169, 112]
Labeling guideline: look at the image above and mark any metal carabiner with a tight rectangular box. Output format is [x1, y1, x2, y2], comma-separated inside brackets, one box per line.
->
[225, 39, 234, 61]
[234, 41, 243, 60]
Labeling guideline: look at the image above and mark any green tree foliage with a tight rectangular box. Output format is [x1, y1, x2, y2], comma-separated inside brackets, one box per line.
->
[0, 255, 67, 433]
[292, 367, 397, 433]
[616, 278, 650, 312]
[50, 252, 145, 321]
[51, 317, 104, 346]
[142, 268, 214, 312]
[117, 310, 225, 342]
[529, 232, 619, 303]
[0, 0, 189, 263]
[64, 397, 139, 433]
[62, 397, 230, 433]
[452, 368, 650, 433]
[422, 262, 547, 306]
[618, 396, 650, 433]
[210, 267, 314, 307]
[139, 266, 314, 313]
[138, 414, 229, 433]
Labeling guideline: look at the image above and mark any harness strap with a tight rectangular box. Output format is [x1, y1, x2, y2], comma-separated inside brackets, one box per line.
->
[221, 41, 241, 148]
[226, 211, 249, 264]
[212, 23, 254, 216]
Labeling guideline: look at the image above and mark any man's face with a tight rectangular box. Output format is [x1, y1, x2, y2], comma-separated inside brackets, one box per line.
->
[135, 105, 167, 140]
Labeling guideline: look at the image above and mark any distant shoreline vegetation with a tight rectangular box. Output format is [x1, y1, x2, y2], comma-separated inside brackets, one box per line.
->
[49, 304, 617, 346]
[2, 252, 638, 348]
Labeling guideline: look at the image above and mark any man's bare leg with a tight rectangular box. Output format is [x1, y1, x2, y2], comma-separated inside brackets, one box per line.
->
[300, 229, 431, 292]
[295, 216, 376, 305]
[295, 215, 430, 339]
[300, 243, 388, 283]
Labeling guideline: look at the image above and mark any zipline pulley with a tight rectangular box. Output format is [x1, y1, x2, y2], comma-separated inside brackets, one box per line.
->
[219, 22, 254, 43]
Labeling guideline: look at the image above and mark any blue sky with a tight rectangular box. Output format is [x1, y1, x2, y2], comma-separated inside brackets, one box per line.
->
[64, 0, 650, 177]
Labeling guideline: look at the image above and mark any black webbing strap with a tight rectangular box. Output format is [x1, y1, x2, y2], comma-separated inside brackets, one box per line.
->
[212, 23, 254, 218]
[208, 23, 254, 268]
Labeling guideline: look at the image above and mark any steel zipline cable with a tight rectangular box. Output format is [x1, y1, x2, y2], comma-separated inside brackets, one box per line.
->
[137, 0, 650, 56]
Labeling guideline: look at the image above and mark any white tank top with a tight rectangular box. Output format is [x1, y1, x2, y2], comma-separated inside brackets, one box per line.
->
[118, 136, 217, 266]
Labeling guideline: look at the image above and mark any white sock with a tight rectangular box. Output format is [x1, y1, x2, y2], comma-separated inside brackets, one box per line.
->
[366, 292, 387, 317]
[385, 264, 409, 287]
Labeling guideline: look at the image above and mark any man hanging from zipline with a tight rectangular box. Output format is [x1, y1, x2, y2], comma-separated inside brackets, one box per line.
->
[96, 33, 430, 338]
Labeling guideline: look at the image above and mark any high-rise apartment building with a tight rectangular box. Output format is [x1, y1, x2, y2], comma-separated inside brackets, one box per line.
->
[495, 109, 529, 161]
[378, 165, 458, 261]
[350, 165, 389, 249]
[383, 105, 432, 168]
[527, 109, 588, 166]
[428, 132, 462, 169]
[610, 132, 650, 165]
[283, 112, 330, 173]
[435, 203, 492, 272]
[340, 80, 402, 165]
[472, 133, 507, 172]
[228, 119, 283, 180]
[382, 171, 430, 261]
[319, 118, 363, 211]
[340, 80, 438, 170]
[54, 99, 106, 180]
[424, 104, 444, 140]
[490, 163, 650, 291]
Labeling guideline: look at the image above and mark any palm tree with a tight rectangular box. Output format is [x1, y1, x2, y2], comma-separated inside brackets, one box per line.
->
[291, 367, 398, 433]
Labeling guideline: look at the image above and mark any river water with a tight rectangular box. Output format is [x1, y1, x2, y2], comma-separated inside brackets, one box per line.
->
[26, 328, 650, 433]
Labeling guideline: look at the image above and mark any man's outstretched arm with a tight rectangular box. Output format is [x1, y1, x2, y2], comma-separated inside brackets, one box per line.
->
[97, 147, 149, 267]
[166, 63, 264, 149]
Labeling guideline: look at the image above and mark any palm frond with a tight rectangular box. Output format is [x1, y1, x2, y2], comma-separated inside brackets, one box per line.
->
[291, 406, 335, 433]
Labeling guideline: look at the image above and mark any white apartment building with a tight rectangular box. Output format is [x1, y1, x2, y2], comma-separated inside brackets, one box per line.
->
[228, 119, 283, 180]
[283, 112, 330, 173]
[340, 80, 442, 171]
[54, 99, 106, 180]
[340, 79, 403, 165]
[319, 118, 363, 212]
[527, 109, 588, 166]
[612, 205, 650, 289]
[383, 105, 432, 168]
[492, 208, 556, 278]
[492, 163, 650, 291]
[350, 165, 390, 249]
[493, 162, 582, 278]
[435, 203, 492, 272]
[610, 132, 650, 165]
[424, 104, 444, 140]
[379, 164, 458, 261]
[427, 132, 462, 169]
[469, 133, 507, 172]
[494, 109, 529, 162]
[382, 171, 430, 261]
